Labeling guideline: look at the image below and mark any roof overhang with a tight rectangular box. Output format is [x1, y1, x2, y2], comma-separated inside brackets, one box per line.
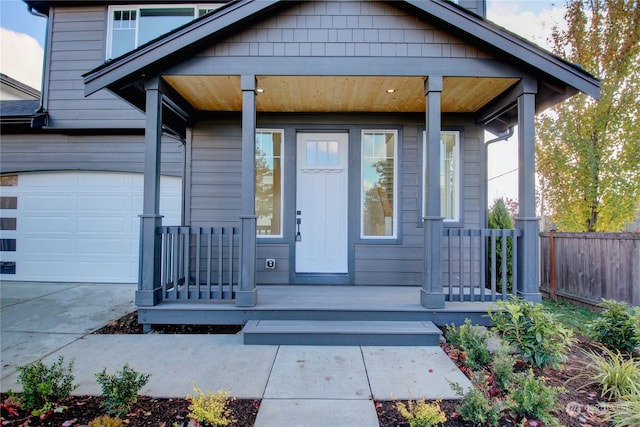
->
[79, 0, 600, 135]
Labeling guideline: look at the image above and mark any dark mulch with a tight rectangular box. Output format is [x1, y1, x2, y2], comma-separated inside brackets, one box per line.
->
[376, 335, 611, 427]
[93, 311, 243, 335]
[3, 311, 612, 426]
[0, 394, 259, 426]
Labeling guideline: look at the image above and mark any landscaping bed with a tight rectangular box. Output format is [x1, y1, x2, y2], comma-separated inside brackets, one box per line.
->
[3, 299, 636, 426]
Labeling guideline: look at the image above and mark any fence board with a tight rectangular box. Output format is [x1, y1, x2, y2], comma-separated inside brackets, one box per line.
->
[540, 232, 640, 307]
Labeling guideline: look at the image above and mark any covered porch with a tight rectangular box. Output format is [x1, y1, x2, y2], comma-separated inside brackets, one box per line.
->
[81, 0, 599, 332]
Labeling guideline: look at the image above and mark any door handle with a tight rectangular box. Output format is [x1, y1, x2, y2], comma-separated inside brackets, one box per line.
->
[296, 212, 302, 241]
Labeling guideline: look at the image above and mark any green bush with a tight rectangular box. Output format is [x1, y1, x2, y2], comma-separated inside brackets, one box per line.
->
[580, 346, 640, 400]
[445, 319, 492, 370]
[589, 299, 640, 354]
[16, 356, 77, 414]
[95, 364, 150, 417]
[489, 297, 574, 369]
[449, 376, 503, 426]
[488, 198, 514, 294]
[491, 343, 515, 391]
[508, 370, 564, 426]
[187, 384, 235, 426]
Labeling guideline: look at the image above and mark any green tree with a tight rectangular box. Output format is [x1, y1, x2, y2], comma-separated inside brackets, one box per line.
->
[488, 198, 514, 293]
[536, 0, 640, 232]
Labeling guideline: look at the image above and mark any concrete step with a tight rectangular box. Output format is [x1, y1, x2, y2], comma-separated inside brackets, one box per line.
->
[242, 320, 442, 346]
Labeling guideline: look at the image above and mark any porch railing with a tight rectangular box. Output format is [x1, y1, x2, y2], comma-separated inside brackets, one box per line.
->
[158, 226, 239, 301]
[443, 228, 522, 301]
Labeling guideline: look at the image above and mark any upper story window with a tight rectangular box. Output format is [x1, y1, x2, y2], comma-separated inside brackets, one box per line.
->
[107, 4, 223, 59]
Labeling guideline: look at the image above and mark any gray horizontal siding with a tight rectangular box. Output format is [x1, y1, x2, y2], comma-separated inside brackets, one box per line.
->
[257, 243, 290, 284]
[0, 133, 182, 176]
[45, 6, 144, 129]
[189, 113, 484, 286]
[189, 120, 242, 229]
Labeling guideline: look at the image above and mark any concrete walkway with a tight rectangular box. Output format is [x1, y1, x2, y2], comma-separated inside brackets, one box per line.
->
[0, 282, 470, 426]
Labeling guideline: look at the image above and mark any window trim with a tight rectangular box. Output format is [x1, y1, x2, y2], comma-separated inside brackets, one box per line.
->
[422, 130, 462, 224]
[256, 128, 285, 239]
[106, 4, 221, 60]
[360, 129, 398, 240]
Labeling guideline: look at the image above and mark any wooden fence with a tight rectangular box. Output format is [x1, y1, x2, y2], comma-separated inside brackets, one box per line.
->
[540, 232, 640, 308]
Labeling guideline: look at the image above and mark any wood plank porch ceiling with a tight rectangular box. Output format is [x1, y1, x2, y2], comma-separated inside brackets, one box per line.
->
[162, 75, 518, 113]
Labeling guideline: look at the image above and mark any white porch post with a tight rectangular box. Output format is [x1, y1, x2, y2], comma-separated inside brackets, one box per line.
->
[421, 76, 446, 308]
[236, 75, 258, 307]
[136, 77, 163, 307]
[515, 79, 542, 302]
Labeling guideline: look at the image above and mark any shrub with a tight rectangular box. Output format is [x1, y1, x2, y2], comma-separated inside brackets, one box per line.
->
[445, 319, 492, 370]
[88, 415, 124, 427]
[491, 343, 515, 391]
[489, 297, 574, 369]
[95, 364, 150, 417]
[589, 299, 640, 354]
[580, 346, 640, 400]
[488, 198, 514, 294]
[508, 370, 564, 426]
[604, 394, 640, 427]
[395, 398, 447, 427]
[187, 384, 235, 426]
[16, 356, 77, 414]
[449, 376, 503, 426]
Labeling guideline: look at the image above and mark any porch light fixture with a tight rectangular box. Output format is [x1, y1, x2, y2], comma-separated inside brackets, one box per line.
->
[256, 88, 264, 94]
[386, 88, 396, 93]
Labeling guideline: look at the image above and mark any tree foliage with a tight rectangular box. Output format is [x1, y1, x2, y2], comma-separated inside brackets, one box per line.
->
[536, 0, 640, 231]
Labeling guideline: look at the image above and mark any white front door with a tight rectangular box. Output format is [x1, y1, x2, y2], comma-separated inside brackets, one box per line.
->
[295, 132, 349, 273]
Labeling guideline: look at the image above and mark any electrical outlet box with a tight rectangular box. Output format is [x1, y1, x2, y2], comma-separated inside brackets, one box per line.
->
[265, 258, 276, 269]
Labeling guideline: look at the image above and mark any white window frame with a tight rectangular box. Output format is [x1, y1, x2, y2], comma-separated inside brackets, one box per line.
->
[361, 129, 398, 239]
[422, 130, 461, 222]
[106, 4, 222, 60]
[256, 129, 284, 239]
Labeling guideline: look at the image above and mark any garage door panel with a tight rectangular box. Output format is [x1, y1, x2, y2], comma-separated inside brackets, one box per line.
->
[21, 195, 76, 211]
[76, 217, 131, 233]
[3, 172, 181, 283]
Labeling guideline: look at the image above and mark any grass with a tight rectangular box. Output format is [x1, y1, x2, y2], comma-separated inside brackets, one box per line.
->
[541, 298, 599, 335]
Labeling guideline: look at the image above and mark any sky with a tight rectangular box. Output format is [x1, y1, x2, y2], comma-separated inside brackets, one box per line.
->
[0, 0, 568, 204]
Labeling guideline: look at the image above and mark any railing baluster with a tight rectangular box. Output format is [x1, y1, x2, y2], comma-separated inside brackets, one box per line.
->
[171, 227, 179, 300]
[512, 230, 519, 297]
[206, 227, 212, 298]
[490, 230, 497, 301]
[469, 229, 475, 301]
[195, 227, 201, 300]
[500, 229, 507, 298]
[218, 227, 223, 299]
[229, 227, 235, 300]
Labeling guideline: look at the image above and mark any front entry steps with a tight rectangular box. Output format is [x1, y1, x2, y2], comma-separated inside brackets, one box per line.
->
[242, 320, 442, 346]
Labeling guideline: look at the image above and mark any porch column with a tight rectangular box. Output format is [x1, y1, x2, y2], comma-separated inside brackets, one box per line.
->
[515, 79, 542, 302]
[136, 77, 163, 307]
[236, 75, 258, 307]
[421, 76, 446, 309]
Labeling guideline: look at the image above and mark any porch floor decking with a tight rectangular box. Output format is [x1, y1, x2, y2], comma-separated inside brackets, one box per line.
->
[140, 285, 497, 327]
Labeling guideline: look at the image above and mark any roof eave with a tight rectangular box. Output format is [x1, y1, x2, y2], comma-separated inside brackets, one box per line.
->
[83, 0, 283, 96]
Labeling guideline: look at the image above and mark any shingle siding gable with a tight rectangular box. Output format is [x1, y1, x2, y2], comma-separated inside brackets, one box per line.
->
[201, 1, 490, 59]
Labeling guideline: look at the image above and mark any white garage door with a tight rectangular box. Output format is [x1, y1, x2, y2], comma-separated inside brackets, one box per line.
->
[0, 172, 181, 283]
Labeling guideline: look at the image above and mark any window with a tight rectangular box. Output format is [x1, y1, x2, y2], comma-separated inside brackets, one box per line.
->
[361, 130, 397, 238]
[423, 131, 461, 222]
[256, 130, 284, 237]
[107, 4, 223, 59]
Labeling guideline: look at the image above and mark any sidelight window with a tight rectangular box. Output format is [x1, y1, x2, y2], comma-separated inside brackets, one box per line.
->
[361, 130, 397, 238]
[256, 130, 284, 237]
